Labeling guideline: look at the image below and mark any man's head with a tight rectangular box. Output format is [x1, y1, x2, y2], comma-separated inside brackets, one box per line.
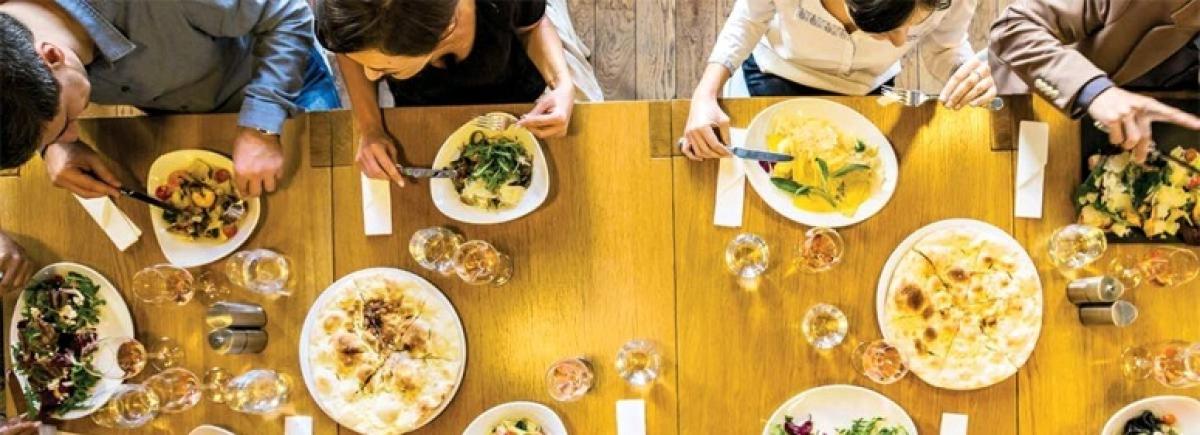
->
[316, 0, 464, 81]
[0, 12, 90, 169]
[846, 0, 951, 47]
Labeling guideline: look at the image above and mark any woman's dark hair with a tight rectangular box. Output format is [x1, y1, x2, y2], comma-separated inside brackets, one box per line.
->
[846, 0, 951, 34]
[0, 12, 60, 169]
[316, 0, 458, 56]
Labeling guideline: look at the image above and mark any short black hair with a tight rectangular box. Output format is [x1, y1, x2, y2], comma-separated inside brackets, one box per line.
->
[316, 0, 458, 56]
[846, 0, 952, 34]
[0, 12, 59, 170]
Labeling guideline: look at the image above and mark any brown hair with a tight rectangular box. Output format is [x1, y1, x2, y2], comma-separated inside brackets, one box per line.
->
[316, 0, 458, 56]
[0, 12, 60, 169]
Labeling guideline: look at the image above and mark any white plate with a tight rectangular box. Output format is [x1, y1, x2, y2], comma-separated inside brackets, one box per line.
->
[463, 401, 567, 435]
[1103, 396, 1200, 435]
[742, 98, 899, 228]
[8, 262, 135, 420]
[874, 218, 1043, 390]
[147, 150, 261, 268]
[431, 112, 550, 225]
[298, 268, 467, 434]
[761, 384, 917, 435]
[188, 425, 235, 435]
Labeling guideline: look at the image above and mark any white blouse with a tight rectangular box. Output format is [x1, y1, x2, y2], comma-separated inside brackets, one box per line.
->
[708, 0, 978, 94]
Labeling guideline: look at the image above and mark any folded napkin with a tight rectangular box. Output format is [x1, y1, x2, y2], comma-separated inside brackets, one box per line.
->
[714, 128, 749, 228]
[616, 399, 646, 435]
[74, 195, 141, 251]
[939, 412, 968, 435]
[361, 174, 392, 236]
[285, 416, 313, 435]
[1015, 121, 1049, 219]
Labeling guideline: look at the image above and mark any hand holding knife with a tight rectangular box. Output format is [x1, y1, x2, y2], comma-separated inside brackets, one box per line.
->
[675, 126, 793, 162]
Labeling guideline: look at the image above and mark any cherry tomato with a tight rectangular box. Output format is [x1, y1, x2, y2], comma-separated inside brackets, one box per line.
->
[222, 225, 238, 239]
[214, 169, 231, 183]
[1188, 176, 1200, 189]
[1185, 149, 1197, 162]
[167, 170, 189, 187]
[1161, 413, 1177, 426]
[154, 185, 173, 201]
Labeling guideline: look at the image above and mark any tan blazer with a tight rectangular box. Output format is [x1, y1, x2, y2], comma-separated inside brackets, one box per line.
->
[989, 0, 1200, 116]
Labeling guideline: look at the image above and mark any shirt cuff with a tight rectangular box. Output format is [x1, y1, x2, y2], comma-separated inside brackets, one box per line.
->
[237, 99, 289, 134]
[1072, 76, 1115, 117]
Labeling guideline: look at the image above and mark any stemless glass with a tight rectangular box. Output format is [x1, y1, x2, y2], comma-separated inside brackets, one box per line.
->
[850, 340, 908, 384]
[545, 357, 595, 402]
[82, 337, 147, 380]
[453, 240, 513, 286]
[797, 227, 844, 273]
[225, 249, 295, 297]
[802, 304, 848, 350]
[132, 264, 195, 306]
[615, 339, 662, 387]
[225, 369, 292, 414]
[1122, 341, 1200, 388]
[144, 336, 186, 371]
[410, 227, 465, 276]
[725, 233, 769, 287]
[143, 367, 203, 413]
[1047, 224, 1107, 271]
[91, 384, 160, 429]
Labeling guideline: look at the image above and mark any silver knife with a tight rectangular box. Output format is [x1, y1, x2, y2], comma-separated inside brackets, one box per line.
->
[119, 187, 180, 212]
[729, 146, 794, 162]
[399, 166, 457, 178]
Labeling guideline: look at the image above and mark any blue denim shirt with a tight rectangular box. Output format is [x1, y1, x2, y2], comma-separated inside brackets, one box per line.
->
[57, 0, 313, 133]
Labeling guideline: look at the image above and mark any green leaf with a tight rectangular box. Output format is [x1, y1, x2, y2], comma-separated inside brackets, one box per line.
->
[831, 163, 870, 178]
[771, 177, 811, 195]
[855, 139, 866, 153]
[815, 157, 830, 182]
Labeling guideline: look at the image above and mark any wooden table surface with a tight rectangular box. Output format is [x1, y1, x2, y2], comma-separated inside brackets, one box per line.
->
[1, 97, 1196, 434]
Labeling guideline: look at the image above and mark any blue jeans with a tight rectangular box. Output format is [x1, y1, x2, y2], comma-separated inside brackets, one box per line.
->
[295, 46, 341, 111]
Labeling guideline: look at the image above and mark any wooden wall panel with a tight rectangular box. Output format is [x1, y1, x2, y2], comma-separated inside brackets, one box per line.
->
[636, 0, 677, 99]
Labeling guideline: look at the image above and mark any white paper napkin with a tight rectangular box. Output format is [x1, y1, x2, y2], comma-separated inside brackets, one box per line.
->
[1015, 121, 1049, 219]
[940, 412, 968, 435]
[361, 174, 392, 236]
[74, 195, 141, 251]
[616, 399, 646, 435]
[714, 128, 749, 228]
[284, 416, 313, 435]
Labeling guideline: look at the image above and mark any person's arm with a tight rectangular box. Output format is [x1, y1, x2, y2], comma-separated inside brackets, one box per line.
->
[517, 15, 574, 138]
[0, 231, 34, 294]
[338, 55, 405, 185]
[917, 0, 977, 85]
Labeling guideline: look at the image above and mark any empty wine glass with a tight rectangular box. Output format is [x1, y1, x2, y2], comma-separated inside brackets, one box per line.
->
[545, 357, 595, 402]
[225, 369, 292, 414]
[797, 227, 844, 273]
[725, 233, 768, 288]
[1122, 340, 1200, 388]
[132, 264, 194, 306]
[615, 339, 662, 387]
[225, 249, 295, 297]
[144, 336, 186, 371]
[410, 227, 465, 276]
[143, 367, 202, 413]
[453, 240, 513, 286]
[802, 304, 848, 350]
[851, 340, 908, 384]
[192, 268, 232, 304]
[1048, 224, 1107, 271]
[91, 384, 160, 429]
[1107, 252, 1145, 289]
[202, 367, 232, 404]
[82, 337, 147, 380]
[1139, 247, 1200, 287]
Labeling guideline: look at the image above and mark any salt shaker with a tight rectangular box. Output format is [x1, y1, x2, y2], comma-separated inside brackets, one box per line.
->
[1078, 300, 1138, 326]
[208, 328, 268, 354]
[206, 301, 267, 329]
[1066, 276, 1124, 304]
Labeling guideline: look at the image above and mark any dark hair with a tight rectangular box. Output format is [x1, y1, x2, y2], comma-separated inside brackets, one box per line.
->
[316, 0, 458, 56]
[0, 12, 60, 169]
[846, 0, 951, 34]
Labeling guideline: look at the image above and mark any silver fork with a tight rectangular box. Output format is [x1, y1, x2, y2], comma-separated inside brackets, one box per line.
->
[470, 112, 515, 131]
[881, 85, 1005, 111]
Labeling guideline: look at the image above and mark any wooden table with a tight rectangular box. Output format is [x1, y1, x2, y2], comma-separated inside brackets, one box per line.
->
[1, 97, 1196, 434]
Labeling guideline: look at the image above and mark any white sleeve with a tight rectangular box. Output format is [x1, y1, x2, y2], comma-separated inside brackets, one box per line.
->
[917, 0, 978, 84]
[706, 0, 777, 73]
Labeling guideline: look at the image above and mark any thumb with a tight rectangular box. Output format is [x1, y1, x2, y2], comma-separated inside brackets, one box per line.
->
[523, 97, 554, 120]
[88, 159, 122, 189]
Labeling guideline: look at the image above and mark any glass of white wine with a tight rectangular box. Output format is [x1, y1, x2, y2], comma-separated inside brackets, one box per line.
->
[132, 264, 195, 306]
[797, 227, 844, 273]
[225, 369, 292, 414]
[1122, 341, 1200, 388]
[143, 367, 203, 413]
[91, 384, 160, 429]
[202, 367, 232, 404]
[82, 336, 147, 380]
[725, 233, 768, 288]
[615, 339, 662, 388]
[1047, 224, 1107, 271]
[143, 335, 186, 371]
[410, 227, 465, 276]
[802, 304, 848, 350]
[225, 248, 295, 297]
[545, 357, 595, 402]
[850, 340, 908, 384]
[1139, 247, 1200, 287]
[453, 240, 513, 286]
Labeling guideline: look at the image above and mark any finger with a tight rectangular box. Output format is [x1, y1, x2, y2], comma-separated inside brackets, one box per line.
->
[244, 175, 263, 198]
[3, 257, 20, 290]
[87, 159, 122, 191]
[940, 57, 980, 105]
[0, 258, 13, 290]
[59, 171, 113, 198]
[685, 130, 715, 159]
[524, 97, 554, 118]
[263, 173, 278, 193]
[968, 83, 998, 108]
[357, 152, 388, 180]
[1105, 119, 1126, 146]
[373, 147, 405, 186]
[1134, 113, 1154, 163]
[15, 261, 33, 291]
[518, 113, 560, 128]
[960, 76, 994, 109]
[698, 126, 731, 157]
[679, 139, 701, 161]
[1147, 104, 1200, 130]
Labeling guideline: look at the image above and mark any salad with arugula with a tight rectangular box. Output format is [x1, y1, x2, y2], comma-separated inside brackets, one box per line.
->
[448, 130, 534, 210]
[771, 415, 909, 435]
[11, 272, 105, 419]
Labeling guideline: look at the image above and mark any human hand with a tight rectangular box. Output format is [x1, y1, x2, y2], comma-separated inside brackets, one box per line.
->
[518, 84, 574, 138]
[0, 418, 39, 435]
[0, 232, 34, 294]
[42, 142, 121, 198]
[680, 97, 731, 161]
[939, 56, 997, 110]
[232, 128, 285, 198]
[1089, 87, 1200, 163]
[356, 127, 405, 186]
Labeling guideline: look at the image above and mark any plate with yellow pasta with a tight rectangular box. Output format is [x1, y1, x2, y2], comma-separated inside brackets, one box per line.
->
[742, 99, 898, 227]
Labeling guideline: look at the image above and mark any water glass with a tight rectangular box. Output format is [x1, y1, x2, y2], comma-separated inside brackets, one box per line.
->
[91, 384, 160, 429]
[797, 227, 844, 273]
[725, 233, 769, 287]
[615, 339, 662, 387]
[1107, 252, 1145, 289]
[143, 367, 202, 413]
[226, 249, 295, 297]
[225, 369, 292, 414]
[410, 227, 465, 276]
[1047, 224, 1107, 271]
[132, 264, 194, 306]
[453, 240, 513, 286]
[202, 367, 232, 404]
[1122, 341, 1200, 388]
[83, 337, 147, 380]
[802, 304, 848, 350]
[545, 357, 595, 402]
[144, 335, 186, 371]
[192, 268, 232, 304]
[850, 340, 908, 384]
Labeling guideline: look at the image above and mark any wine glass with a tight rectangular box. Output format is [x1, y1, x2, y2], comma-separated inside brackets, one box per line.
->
[410, 227, 465, 276]
[91, 384, 160, 429]
[82, 337, 147, 380]
[143, 367, 202, 413]
[225, 249, 295, 297]
[453, 240, 513, 286]
[545, 357, 595, 402]
[143, 335, 186, 371]
[202, 367, 232, 404]
[1122, 341, 1200, 388]
[1107, 252, 1145, 289]
[192, 268, 232, 304]
[1047, 224, 1107, 271]
[615, 339, 662, 387]
[802, 304, 848, 350]
[225, 369, 292, 414]
[132, 264, 194, 305]
[851, 340, 908, 384]
[725, 233, 768, 288]
[1139, 247, 1200, 287]
[797, 227, 844, 273]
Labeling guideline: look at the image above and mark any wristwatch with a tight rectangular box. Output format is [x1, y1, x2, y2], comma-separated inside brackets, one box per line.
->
[255, 127, 280, 137]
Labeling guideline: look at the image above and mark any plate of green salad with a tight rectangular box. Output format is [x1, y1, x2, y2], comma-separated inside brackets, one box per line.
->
[8, 263, 134, 420]
[763, 384, 916, 435]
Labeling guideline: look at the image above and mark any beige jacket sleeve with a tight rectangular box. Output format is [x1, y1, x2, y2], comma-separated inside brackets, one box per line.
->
[989, 0, 1117, 112]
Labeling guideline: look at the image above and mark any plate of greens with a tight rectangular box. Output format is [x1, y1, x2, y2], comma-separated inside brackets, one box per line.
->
[432, 112, 550, 224]
[8, 263, 134, 420]
[763, 384, 916, 435]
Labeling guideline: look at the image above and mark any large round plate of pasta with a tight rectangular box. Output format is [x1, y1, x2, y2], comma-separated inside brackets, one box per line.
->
[299, 268, 466, 434]
[742, 98, 898, 228]
[876, 219, 1042, 390]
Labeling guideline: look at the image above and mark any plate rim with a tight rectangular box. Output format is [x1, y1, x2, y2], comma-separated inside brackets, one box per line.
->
[297, 267, 467, 434]
[874, 218, 1044, 390]
[462, 401, 568, 435]
[759, 384, 918, 435]
[741, 98, 899, 228]
[1101, 395, 1200, 435]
